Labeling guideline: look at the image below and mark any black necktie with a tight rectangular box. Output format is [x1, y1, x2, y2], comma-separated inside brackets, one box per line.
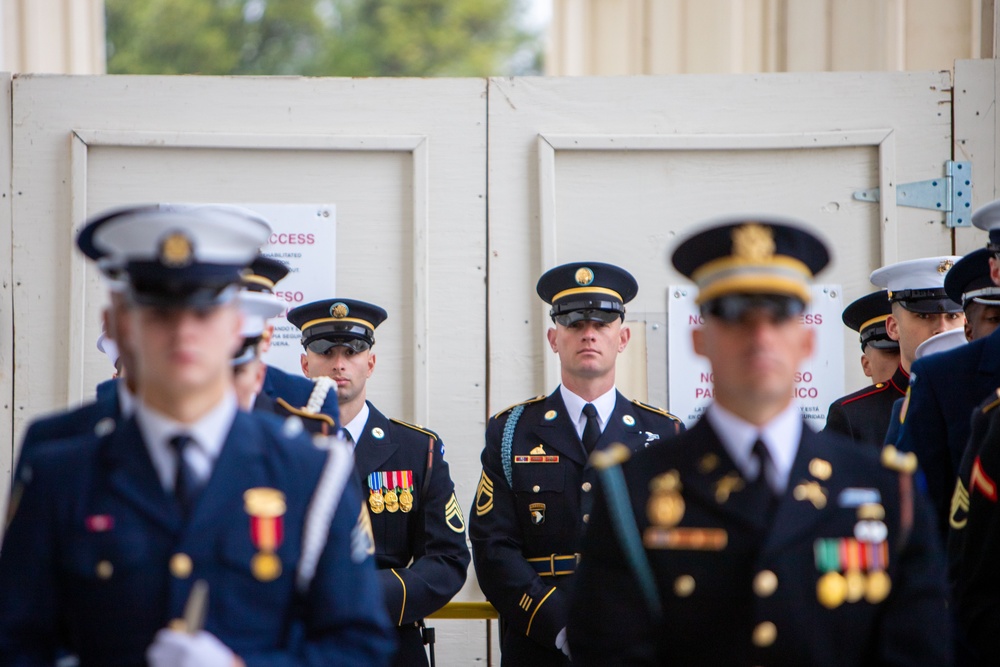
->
[582, 403, 601, 453]
[168, 434, 200, 517]
[749, 439, 779, 521]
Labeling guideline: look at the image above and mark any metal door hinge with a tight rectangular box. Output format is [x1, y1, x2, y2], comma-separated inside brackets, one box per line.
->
[852, 161, 972, 228]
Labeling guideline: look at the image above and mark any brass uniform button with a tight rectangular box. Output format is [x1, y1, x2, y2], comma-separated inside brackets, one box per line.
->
[753, 570, 778, 597]
[582, 482, 592, 492]
[170, 553, 193, 579]
[95, 560, 113, 579]
[532, 485, 540, 493]
[582, 513, 590, 524]
[752, 621, 777, 647]
[674, 575, 695, 597]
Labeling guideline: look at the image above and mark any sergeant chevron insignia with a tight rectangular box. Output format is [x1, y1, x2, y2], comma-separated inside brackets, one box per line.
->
[445, 493, 466, 533]
[475, 471, 494, 516]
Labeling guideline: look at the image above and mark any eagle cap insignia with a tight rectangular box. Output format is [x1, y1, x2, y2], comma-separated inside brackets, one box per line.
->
[159, 231, 194, 267]
[575, 267, 594, 286]
[330, 302, 349, 318]
[937, 259, 954, 274]
[732, 223, 775, 262]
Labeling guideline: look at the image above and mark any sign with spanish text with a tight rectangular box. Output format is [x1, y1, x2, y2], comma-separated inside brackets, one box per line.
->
[666, 285, 844, 430]
[243, 204, 337, 376]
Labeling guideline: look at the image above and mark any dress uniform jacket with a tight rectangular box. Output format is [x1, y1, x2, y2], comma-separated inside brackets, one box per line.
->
[946, 390, 1000, 663]
[469, 388, 683, 666]
[354, 402, 470, 665]
[823, 365, 908, 448]
[14, 379, 122, 478]
[898, 326, 1000, 537]
[0, 410, 395, 666]
[568, 417, 951, 666]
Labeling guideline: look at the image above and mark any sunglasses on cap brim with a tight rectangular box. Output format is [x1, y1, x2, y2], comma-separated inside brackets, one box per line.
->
[702, 294, 806, 323]
[304, 337, 371, 354]
[552, 309, 624, 327]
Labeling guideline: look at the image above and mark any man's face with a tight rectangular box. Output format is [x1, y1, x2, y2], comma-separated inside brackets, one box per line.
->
[885, 305, 965, 368]
[964, 302, 1000, 341]
[693, 307, 814, 411]
[546, 317, 629, 382]
[860, 346, 900, 384]
[125, 301, 242, 399]
[301, 344, 375, 406]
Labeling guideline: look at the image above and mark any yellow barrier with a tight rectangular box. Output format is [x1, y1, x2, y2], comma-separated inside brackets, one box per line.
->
[425, 601, 500, 665]
[427, 600, 499, 620]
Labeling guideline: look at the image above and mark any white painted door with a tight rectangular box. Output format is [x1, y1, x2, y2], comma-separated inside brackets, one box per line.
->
[487, 72, 957, 419]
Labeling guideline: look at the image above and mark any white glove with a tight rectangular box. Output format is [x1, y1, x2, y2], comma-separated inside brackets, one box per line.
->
[555, 627, 571, 658]
[146, 628, 236, 667]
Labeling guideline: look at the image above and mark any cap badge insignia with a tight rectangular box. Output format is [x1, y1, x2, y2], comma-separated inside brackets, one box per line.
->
[647, 470, 685, 527]
[732, 223, 775, 262]
[330, 302, 349, 318]
[159, 231, 194, 268]
[575, 267, 595, 286]
[937, 259, 954, 273]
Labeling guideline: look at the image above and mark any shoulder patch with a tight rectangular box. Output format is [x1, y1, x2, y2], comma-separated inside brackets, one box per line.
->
[881, 444, 918, 474]
[389, 418, 438, 440]
[275, 397, 336, 427]
[631, 399, 681, 422]
[980, 387, 1000, 415]
[492, 394, 546, 420]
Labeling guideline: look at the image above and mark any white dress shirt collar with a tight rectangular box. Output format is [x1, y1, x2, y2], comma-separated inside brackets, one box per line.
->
[705, 400, 802, 494]
[343, 401, 371, 448]
[135, 391, 238, 492]
[559, 384, 618, 440]
[117, 380, 135, 418]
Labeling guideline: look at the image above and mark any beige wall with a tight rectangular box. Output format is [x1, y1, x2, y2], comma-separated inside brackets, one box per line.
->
[1, 0, 105, 74]
[548, 0, 987, 76]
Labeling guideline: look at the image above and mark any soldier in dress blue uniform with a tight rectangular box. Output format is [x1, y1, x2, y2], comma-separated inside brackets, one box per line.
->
[288, 298, 470, 666]
[946, 386, 1000, 664]
[824, 256, 963, 448]
[469, 261, 684, 666]
[567, 219, 951, 666]
[0, 205, 395, 666]
[898, 199, 1000, 541]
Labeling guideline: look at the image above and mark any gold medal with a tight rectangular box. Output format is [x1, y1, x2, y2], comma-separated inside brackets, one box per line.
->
[385, 489, 399, 513]
[845, 568, 865, 603]
[369, 490, 385, 514]
[251, 552, 282, 582]
[865, 570, 892, 603]
[399, 488, 413, 513]
[817, 571, 847, 609]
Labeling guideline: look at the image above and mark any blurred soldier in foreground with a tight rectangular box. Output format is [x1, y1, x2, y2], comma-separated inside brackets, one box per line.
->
[290, 297, 469, 666]
[0, 205, 394, 665]
[470, 262, 683, 666]
[568, 219, 950, 665]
